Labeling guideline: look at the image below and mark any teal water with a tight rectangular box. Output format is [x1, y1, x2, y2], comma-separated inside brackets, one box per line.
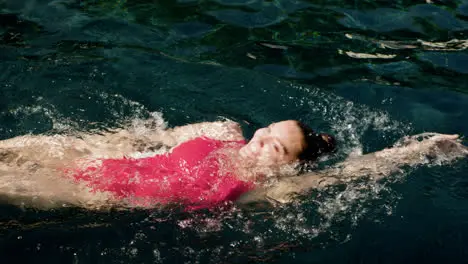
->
[1, 0, 468, 263]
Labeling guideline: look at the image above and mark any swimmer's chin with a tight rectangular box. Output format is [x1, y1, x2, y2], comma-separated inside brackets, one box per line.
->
[238, 148, 271, 167]
[238, 146, 257, 163]
[238, 149, 282, 170]
[238, 152, 258, 167]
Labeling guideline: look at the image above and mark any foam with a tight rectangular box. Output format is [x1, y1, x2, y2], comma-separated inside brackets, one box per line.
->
[5, 93, 167, 135]
[0, 86, 440, 247]
[287, 83, 412, 158]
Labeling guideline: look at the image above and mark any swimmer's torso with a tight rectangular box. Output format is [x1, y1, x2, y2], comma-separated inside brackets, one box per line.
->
[71, 137, 254, 209]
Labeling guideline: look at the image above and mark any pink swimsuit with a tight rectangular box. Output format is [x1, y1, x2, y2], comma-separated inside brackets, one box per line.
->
[73, 137, 254, 209]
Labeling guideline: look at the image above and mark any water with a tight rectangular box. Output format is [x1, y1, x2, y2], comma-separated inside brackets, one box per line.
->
[1, 0, 468, 263]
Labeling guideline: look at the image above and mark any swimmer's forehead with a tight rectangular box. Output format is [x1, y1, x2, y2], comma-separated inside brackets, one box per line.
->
[269, 120, 305, 153]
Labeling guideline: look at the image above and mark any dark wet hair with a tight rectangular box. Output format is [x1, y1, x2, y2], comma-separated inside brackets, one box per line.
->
[296, 121, 336, 162]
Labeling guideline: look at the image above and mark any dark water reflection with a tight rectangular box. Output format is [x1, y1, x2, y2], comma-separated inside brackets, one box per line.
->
[1, 0, 468, 263]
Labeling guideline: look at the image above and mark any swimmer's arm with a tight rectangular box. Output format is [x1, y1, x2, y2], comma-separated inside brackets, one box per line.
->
[159, 121, 245, 147]
[237, 133, 467, 206]
[298, 134, 466, 188]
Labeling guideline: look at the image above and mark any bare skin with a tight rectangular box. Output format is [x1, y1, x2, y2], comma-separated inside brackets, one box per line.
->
[0, 120, 308, 209]
[239, 120, 306, 166]
[0, 121, 243, 169]
[0, 121, 243, 209]
[237, 133, 468, 206]
[0, 119, 465, 210]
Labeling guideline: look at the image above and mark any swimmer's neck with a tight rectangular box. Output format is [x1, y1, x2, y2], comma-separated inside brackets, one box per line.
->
[233, 151, 297, 183]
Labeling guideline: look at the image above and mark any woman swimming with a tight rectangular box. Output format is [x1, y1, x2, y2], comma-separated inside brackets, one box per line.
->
[0, 119, 465, 210]
[0, 120, 335, 209]
[71, 120, 336, 209]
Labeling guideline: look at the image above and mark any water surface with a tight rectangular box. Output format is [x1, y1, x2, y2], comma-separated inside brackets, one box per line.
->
[1, 0, 468, 263]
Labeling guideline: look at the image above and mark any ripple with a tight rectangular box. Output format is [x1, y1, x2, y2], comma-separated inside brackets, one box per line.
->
[254, 64, 316, 80]
[458, 3, 468, 17]
[206, 7, 288, 28]
[80, 18, 165, 47]
[416, 51, 468, 74]
[206, 0, 310, 28]
[171, 22, 213, 39]
[337, 8, 423, 33]
[337, 4, 468, 35]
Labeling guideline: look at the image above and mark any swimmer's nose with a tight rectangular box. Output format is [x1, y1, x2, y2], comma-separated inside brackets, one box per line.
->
[248, 140, 265, 155]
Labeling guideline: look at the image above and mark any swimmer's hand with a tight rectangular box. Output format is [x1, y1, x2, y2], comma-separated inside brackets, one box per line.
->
[394, 133, 460, 147]
[389, 133, 465, 157]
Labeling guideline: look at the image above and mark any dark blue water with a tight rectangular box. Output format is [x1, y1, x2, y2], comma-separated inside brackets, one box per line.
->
[1, 0, 468, 263]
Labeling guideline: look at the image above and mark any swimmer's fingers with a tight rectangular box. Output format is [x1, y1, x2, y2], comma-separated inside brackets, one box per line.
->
[409, 133, 460, 142]
[429, 134, 460, 141]
[410, 132, 439, 140]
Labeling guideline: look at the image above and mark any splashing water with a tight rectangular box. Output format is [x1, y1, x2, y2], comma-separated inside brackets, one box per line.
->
[288, 83, 412, 157]
[3, 91, 167, 137]
[110, 88, 413, 245]
[1, 82, 451, 261]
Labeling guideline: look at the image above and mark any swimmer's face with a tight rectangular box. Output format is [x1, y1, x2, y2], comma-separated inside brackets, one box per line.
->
[239, 120, 306, 166]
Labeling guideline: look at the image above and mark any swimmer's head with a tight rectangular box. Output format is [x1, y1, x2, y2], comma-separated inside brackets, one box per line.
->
[239, 120, 336, 166]
[296, 121, 336, 162]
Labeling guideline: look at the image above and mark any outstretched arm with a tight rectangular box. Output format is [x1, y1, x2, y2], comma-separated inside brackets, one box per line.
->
[155, 121, 245, 147]
[237, 133, 468, 206]
[0, 120, 244, 169]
